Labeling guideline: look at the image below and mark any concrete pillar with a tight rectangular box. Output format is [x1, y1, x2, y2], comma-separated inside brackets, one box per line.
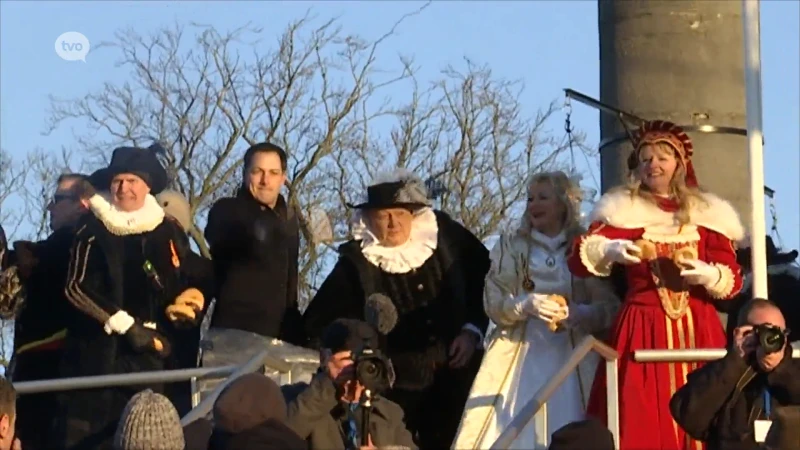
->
[598, 0, 751, 223]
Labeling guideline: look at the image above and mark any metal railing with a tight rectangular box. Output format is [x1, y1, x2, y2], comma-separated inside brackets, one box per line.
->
[491, 336, 620, 449]
[180, 349, 293, 426]
[14, 365, 240, 395]
[635, 345, 800, 363]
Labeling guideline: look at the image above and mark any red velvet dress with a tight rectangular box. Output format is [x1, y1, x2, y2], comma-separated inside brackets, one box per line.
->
[568, 193, 744, 450]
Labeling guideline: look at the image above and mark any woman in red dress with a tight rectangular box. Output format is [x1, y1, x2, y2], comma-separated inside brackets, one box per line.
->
[567, 120, 745, 450]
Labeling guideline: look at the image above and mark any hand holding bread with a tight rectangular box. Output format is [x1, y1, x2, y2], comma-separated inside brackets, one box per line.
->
[673, 247, 698, 269]
[546, 295, 569, 332]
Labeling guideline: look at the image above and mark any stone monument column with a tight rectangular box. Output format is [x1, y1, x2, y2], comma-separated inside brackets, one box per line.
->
[598, 0, 751, 222]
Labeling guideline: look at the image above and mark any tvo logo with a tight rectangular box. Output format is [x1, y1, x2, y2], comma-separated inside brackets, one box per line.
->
[55, 32, 90, 62]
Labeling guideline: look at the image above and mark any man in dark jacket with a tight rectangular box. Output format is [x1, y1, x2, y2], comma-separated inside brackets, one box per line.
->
[670, 298, 800, 450]
[303, 169, 490, 449]
[285, 318, 416, 450]
[204, 142, 303, 344]
[57, 146, 206, 449]
[2, 173, 91, 450]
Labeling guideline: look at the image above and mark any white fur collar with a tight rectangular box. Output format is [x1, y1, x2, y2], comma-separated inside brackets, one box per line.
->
[87, 193, 166, 236]
[590, 189, 745, 242]
[529, 229, 567, 252]
[351, 208, 439, 274]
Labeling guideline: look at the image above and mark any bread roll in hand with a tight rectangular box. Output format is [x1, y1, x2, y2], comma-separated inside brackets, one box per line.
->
[633, 239, 658, 261]
[673, 247, 698, 269]
[547, 295, 568, 332]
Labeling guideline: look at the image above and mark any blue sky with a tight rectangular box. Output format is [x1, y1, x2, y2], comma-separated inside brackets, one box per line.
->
[1, 0, 798, 252]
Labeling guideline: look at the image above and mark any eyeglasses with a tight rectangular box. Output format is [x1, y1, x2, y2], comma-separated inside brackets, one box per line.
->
[50, 194, 77, 205]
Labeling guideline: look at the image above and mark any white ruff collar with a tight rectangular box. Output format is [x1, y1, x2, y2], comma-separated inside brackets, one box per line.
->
[87, 193, 166, 236]
[351, 208, 439, 274]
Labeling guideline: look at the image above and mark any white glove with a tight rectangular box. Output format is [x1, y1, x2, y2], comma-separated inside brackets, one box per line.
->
[519, 293, 569, 324]
[602, 239, 642, 265]
[680, 259, 721, 287]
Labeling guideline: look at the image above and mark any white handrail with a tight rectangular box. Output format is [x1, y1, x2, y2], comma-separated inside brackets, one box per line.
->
[491, 336, 620, 449]
[635, 346, 800, 363]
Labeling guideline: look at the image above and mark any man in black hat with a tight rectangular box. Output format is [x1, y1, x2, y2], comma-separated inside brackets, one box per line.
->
[303, 168, 491, 449]
[56, 145, 208, 449]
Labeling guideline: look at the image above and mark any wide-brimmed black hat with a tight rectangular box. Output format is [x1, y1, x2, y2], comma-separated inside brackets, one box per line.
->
[737, 235, 798, 269]
[89, 145, 168, 195]
[348, 170, 432, 210]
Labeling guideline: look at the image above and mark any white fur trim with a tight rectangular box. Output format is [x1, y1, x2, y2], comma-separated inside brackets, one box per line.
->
[104, 310, 135, 335]
[88, 193, 166, 236]
[352, 208, 438, 274]
[707, 263, 736, 299]
[590, 189, 745, 242]
[579, 234, 613, 277]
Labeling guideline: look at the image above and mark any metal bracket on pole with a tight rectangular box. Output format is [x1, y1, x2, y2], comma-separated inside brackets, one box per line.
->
[598, 125, 749, 151]
[563, 88, 772, 198]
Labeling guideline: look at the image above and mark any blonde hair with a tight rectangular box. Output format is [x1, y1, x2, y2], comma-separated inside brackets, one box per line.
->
[518, 171, 585, 243]
[623, 142, 706, 224]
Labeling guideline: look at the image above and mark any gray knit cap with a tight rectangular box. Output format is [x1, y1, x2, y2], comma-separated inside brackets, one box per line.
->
[114, 389, 185, 450]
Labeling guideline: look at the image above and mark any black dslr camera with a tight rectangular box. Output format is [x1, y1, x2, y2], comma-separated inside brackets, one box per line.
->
[754, 324, 787, 355]
[353, 347, 393, 395]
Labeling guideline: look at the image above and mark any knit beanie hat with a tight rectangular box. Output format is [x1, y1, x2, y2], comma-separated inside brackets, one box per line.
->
[213, 373, 287, 433]
[114, 389, 185, 450]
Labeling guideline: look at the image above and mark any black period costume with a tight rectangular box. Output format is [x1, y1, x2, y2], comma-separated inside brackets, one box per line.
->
[57, 147, 205, 449]
[303, 170, 491, 449]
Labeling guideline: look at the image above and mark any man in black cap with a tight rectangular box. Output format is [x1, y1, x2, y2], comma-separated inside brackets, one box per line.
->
[285, 318, 416, 450]
[56, 145, 208, 449]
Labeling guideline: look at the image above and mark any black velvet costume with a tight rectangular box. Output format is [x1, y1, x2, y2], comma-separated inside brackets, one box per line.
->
[303, 210, 490, 449]
[54, 146, 205, 449]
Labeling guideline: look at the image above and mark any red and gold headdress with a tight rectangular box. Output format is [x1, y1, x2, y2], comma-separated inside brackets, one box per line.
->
[627, 120, 698, 187]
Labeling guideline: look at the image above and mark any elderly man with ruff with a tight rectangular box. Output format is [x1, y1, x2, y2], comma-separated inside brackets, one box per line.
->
[303, 169, 491, 449]
[56, 146, 206, 449]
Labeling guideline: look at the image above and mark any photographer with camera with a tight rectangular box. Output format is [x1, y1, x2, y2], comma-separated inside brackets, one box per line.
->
[285, 318, 416, 450]
[670, 298, 800, 450]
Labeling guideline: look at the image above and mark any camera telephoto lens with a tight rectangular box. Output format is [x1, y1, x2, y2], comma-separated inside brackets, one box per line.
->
[755, 324, 786, 355]
[354, 349, 391, 395]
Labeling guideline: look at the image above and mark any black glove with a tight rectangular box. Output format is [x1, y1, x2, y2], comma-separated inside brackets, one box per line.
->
[125, 322, 172, 359]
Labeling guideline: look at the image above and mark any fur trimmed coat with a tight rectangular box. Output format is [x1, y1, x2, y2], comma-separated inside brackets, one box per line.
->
[55, 194, 204, 450]
[453, 229, 620, 449]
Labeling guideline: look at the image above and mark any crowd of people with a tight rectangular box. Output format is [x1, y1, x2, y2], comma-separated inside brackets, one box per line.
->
[0, 120, 798, 450]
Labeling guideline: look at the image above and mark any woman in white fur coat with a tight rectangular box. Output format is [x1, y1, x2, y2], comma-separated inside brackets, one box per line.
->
[452, 171, 620, 450]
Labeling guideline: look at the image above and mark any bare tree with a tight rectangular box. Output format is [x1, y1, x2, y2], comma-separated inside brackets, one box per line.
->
[332, 59, 589, 241]
[43, 8, 589, 307]
[0, 149, 29, 239]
